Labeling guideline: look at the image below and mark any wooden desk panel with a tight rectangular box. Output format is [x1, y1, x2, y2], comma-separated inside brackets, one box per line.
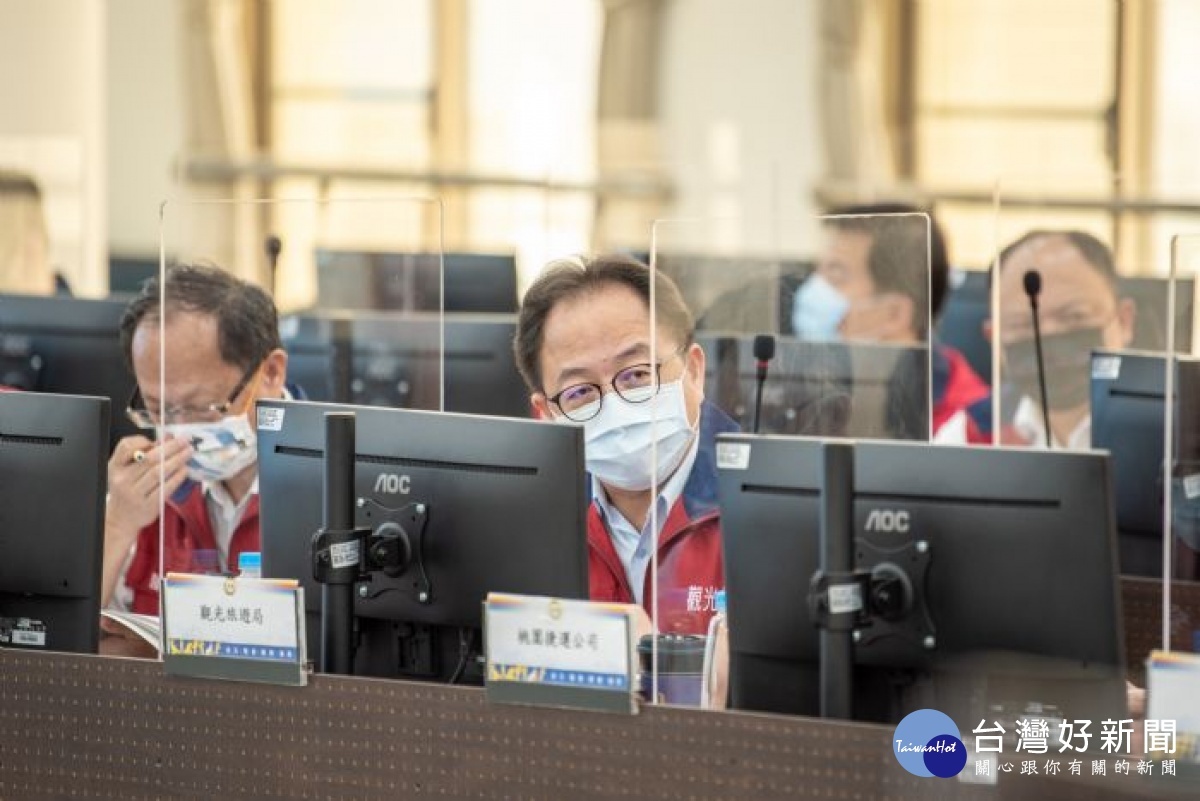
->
[0, 649, 1191, 800]
[1120, 576, 1200, 683]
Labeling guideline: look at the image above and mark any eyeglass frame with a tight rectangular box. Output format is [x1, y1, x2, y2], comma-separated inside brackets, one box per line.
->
[125, 361, 262, 429]
[998, 304, 1121, 343]
[545, 343, 691, 423]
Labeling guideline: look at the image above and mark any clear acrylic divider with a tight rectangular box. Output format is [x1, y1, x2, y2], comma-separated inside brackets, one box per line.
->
[1158, 233, 1200, 799]
[991, 172, 1172, 450]
[642, 213, 932, 710]
[274, 196, 446, 411]
[989, 174, 1191, 773]
[1166, 235, 1200, 640]
[136, 198, 441, 653]
[653, 213, 933, 445]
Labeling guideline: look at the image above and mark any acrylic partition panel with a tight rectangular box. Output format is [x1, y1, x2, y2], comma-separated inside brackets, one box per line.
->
[141, 198, 443, 617]
[989, 171, 1176, 450]
[651, 213, 933, 446]
[1166, 235, 1200, 630]
[639, 213, 932, 710]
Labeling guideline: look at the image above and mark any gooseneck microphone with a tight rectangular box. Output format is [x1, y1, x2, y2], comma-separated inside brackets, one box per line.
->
[1023, 269, 1053, 448]
[265, 235, 283, 294]
[752, 334, 776, 434]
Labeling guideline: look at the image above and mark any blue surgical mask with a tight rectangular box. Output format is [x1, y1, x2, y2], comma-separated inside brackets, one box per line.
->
[162, 414, 258, 483]
[581, 380, 697, 492]
[792, 273, 849, 341]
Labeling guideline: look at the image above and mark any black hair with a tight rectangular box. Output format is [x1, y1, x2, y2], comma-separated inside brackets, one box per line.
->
[826, 202, 949, 330]
[996, 230, 1119, 294]
[514, 254, 694, 392]
[118, 262, 282, 372]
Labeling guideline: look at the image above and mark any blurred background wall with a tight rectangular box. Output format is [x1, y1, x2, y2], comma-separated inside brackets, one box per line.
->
[2, 0, 1199, 305]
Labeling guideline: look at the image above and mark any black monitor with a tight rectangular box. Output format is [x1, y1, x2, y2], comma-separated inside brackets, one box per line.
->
[314, 250, 519, 313]
[108, 255, 158, 296]
[0, 294, 135, 450]
[715, 433, 1126, 725]
[696, 333, 928, 440]
[281, 311, 531, 418]
[0, 391, 109, 654]
[1090, 349, 1200, 578]
[257, 398, 589, 682]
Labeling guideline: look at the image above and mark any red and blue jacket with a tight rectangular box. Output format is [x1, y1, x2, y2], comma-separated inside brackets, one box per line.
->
[933, 343, 991, 444]
[587, 400, 739, 635]
[122, 481, 261, 615]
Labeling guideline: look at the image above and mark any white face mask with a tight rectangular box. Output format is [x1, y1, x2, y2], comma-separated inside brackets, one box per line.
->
[792, 273, 849, 341]
[580, 379, 697, 492]
[162, 414, 258, 483]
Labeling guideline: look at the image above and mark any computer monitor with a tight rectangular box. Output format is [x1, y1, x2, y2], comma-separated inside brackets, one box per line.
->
[0, 391, 109, 654]
[257, 398, 589, 682]
[314, 250, 519, 313]
[280, 311, 532, 418]
[108, 255, 158, 296]
[0, 294, 136, 451]
[715, 433, 1126, 725]
[695, 333, 929, 440]
[1090, 349, 1200, 578]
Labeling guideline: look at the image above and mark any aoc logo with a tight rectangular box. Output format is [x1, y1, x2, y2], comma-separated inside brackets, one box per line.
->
[892, 709, 967, 778]
[373, 473, 411, 495]
[866, 509, 910, 533]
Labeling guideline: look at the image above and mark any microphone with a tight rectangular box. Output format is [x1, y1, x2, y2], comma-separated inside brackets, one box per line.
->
[1023, 269, 1052, 448]
[265, 235, 283, 294]
[752, 334, 776, 434]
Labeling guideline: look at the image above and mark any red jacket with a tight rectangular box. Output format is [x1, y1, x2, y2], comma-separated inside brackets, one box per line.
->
[587, 401, 739, 635]
[122, 482, 261, 615]
[932, 344, 991, 444]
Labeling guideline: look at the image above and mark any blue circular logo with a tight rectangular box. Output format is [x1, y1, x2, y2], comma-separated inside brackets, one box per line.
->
[892, 709, 967, 778]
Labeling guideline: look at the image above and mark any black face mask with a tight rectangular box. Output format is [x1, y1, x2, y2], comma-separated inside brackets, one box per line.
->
[1004, 326, 1106, 411]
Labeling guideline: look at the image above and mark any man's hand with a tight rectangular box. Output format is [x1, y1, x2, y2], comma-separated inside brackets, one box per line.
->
[100, 435, 192, 606]
[98, 615, 159, 659]
[106, 435, 192, 541]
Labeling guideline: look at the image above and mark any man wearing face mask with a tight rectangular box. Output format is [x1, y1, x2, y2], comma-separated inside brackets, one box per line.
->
[789, 204, 990, 442]
[994, 230, 1135, 448]
[513, 255, 739, 635]
[100, 263, 289, 614]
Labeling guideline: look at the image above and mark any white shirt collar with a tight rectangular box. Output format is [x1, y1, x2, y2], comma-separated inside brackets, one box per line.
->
[203, 476, 259, 572]
[198, 385, 291, 570]
[1013, 395, 1091, 450]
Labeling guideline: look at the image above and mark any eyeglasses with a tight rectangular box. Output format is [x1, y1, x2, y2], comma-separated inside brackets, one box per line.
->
[1001, 305, 1117, 342]
[547, 345, 688, 423]
[126, 363, 261, 429]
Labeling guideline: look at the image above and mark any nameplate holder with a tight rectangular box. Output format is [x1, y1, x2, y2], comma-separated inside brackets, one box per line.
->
[161, 572, 307, 687]
[1146, 650, 1200, 763]
[484, 593, 647, 714]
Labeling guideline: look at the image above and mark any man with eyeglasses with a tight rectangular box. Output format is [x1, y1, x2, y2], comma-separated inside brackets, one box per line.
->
[101, 263, 289, 614]
[513, 254, 739, 635]
[992, 230, 1135, 448]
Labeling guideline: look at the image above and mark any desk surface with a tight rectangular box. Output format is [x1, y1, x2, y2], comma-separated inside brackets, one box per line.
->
[0, 648, 1193, 800]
